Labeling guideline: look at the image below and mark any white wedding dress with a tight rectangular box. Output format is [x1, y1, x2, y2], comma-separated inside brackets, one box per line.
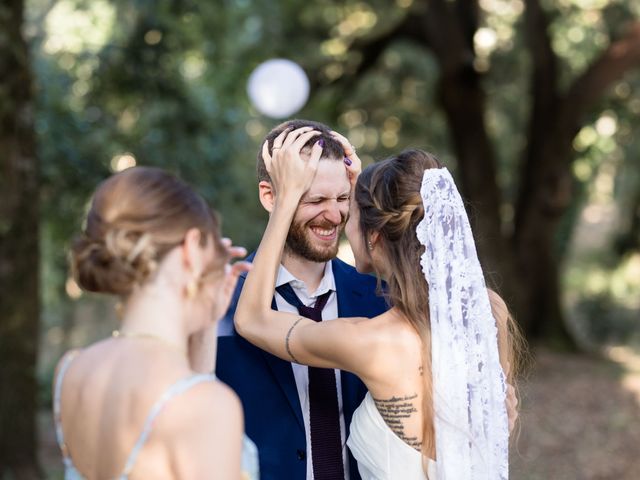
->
[347, 392, 436, 480]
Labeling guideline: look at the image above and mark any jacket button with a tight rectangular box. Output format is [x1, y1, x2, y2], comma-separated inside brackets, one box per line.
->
[296, 449, 306, 460]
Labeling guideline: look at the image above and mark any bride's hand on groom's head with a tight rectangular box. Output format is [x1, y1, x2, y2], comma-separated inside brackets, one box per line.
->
[330, 130, 361, 188]
[261, 126, 322, 200]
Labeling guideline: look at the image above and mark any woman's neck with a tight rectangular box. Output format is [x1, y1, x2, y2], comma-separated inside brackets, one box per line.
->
[118, 286, 189, 354]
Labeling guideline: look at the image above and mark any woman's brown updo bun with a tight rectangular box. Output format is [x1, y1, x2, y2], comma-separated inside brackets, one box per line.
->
[71, 166, 223, 296]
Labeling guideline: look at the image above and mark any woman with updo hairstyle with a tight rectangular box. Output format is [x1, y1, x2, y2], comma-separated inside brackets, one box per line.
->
[53, 166, 257, 480]
[235, 127, 523, 479]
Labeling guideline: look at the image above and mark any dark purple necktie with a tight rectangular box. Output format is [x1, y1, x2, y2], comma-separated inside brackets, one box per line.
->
[276, 284, 345, 480]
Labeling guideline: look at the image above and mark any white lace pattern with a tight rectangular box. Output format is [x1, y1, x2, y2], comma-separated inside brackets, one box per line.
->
[416, 168, 508, 480]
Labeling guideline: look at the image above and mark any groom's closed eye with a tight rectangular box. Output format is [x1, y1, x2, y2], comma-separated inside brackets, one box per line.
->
[301, 194, 350, 204]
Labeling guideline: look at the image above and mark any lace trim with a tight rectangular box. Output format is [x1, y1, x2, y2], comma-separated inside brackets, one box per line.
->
[416, 167, 508, 479]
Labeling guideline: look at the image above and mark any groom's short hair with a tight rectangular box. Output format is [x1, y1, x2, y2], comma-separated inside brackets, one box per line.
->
[257, 119, 346, 183]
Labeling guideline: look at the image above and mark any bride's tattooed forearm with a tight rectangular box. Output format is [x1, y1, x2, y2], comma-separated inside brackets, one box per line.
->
[373, 394, 422, 450]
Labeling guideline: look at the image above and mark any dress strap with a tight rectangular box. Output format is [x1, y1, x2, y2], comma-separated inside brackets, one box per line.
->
[53, 349, 81, 463]
[120, 373, 217, 477]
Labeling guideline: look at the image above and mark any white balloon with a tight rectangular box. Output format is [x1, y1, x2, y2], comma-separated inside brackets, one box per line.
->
[247, 59, 310, 119]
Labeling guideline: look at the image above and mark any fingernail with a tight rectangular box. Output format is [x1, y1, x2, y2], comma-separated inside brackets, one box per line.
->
[344, 157, 352, 166]
[318, 139, 324, 147]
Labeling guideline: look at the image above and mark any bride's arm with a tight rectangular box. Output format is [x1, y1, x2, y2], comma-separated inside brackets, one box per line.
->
[234, 127, 374, 374]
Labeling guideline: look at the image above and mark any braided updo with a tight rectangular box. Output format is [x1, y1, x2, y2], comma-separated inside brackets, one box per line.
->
[71, 167, 223, 296]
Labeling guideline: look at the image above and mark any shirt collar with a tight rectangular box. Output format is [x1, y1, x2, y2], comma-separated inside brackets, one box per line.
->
[276, 261, 336, 298]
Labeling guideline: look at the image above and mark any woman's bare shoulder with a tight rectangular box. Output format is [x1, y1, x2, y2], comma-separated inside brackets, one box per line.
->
[158, 378, 243, 434]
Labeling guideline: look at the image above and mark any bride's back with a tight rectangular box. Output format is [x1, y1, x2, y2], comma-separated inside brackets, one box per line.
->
[352, 310, 427, 450]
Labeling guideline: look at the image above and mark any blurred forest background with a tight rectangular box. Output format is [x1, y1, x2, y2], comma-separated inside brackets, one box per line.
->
[1, 0, 640, 478]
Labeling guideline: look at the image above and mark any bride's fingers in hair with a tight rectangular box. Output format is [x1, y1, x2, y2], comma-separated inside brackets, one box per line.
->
[262, 141, 273, 173]
[344, 156, 361, 188]
[272, 127, 291, 149]
[307, 137, 323, 173]
[329, 130, 362, 185]
[281, 126, 314, 150]
[272, 130, 319, 177]
[291, 130, 321, 152]
[264, 128, 292, 173]
[330, 130, 358, 158]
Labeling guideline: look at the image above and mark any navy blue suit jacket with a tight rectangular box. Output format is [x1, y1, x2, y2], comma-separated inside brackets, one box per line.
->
[216, 256, 388, 480]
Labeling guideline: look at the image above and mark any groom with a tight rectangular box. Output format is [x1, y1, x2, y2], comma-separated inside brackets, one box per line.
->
[216, 119, 386, 480]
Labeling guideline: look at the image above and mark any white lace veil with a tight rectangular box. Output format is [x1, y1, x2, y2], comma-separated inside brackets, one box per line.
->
[416, 167, 509, 479]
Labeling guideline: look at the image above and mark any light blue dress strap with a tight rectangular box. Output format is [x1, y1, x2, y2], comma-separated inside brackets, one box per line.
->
[53, 350, 82, 467]
[119, 373, 216, 478]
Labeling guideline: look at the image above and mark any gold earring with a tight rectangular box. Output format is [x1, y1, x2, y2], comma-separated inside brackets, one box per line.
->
[186, 278, 198, 299]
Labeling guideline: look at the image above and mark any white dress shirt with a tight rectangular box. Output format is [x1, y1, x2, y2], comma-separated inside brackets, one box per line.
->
[275, 262, 350, 480]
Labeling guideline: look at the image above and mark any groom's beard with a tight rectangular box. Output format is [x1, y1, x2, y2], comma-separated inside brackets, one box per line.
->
[285, 216, 346, 263]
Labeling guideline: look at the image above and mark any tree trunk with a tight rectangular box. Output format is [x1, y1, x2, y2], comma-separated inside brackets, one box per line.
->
[0, 0, 42, 477]
[422, 0, 526, 323]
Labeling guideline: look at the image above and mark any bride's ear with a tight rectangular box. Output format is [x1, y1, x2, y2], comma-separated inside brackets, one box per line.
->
[369, 231, 380, 248]
[258, 181, 275, 213]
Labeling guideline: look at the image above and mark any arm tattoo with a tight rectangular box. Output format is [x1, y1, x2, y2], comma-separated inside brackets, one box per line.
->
[373, 393, 422, 450]
[285, 317, 304, 364]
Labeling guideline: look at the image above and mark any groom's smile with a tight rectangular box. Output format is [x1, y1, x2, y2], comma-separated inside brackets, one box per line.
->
[285, 158, 351, 263]
[310, 223, 338, 242]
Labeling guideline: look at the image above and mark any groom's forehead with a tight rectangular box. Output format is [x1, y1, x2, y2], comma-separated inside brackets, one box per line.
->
[305, 158, 350, 195]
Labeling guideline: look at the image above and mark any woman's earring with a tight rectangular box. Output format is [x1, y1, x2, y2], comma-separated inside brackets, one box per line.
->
[367, 240, 374, 250]
[186, 278, 198, 299]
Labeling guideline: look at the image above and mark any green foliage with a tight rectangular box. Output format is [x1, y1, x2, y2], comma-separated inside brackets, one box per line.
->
[28, 0, 640, 358]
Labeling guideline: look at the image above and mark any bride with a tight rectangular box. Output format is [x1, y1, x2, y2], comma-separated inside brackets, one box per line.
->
[235, 127, 520, 479]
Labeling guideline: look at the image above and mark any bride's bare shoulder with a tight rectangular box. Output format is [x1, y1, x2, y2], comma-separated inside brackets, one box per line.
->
[362, 310, 422, 344]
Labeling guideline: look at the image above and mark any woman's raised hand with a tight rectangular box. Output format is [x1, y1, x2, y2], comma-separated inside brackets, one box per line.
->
[330, 130, 362, 188]
[210, 237, 252, 324]
[261, 127, 322, 201]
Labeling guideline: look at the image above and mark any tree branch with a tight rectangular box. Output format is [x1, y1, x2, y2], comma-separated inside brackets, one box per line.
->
[560, 21, 640, 135]
[309, 11, 427, 92]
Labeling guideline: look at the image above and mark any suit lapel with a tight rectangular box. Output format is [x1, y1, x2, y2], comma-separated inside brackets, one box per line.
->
[333, 258, 365, 318]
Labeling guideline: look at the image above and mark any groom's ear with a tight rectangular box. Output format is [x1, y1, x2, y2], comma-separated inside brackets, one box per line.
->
[258, 181, 275, 213]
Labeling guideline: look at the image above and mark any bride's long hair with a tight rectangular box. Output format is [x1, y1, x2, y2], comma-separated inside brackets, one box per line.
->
[354, 149, 522, 461]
